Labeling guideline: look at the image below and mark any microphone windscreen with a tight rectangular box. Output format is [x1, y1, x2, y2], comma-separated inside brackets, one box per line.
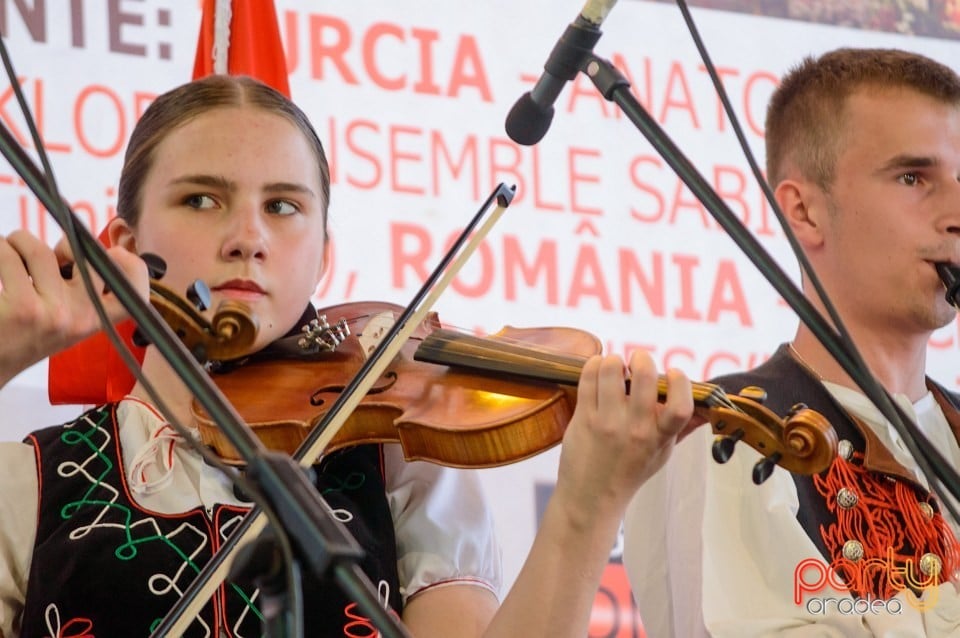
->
[505, 93, 555, 146]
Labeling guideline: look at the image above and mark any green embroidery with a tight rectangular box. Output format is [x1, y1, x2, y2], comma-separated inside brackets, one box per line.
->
[53, 406, 264, 629]
[322, 470, 366, 494]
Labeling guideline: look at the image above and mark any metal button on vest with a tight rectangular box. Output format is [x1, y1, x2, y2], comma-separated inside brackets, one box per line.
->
[842, 539, 864, 562]
[837, 439, 854, 461]
[920, 553, 943, 577]
[837, 487, 858, 509]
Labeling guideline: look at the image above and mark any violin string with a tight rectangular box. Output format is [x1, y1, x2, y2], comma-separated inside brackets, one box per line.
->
[327, 308, 804, 464]
[425, 320, 594, 362]
[421, 328, 589, 368]
[328, 310, 753, 415]
[413, 322, 750, 414]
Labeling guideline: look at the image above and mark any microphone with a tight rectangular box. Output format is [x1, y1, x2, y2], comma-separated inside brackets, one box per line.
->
[936, 262, 960, 309]
[504, 0, 618, 145]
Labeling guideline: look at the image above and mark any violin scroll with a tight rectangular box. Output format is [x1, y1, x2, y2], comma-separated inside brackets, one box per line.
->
[59, 252, 258, 362]
[147, 278, 258, 362]
[135, 252, 258, 361]
[705, 389, 838, 484]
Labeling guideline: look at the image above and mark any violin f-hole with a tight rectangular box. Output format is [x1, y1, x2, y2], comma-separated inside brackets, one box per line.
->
[310, 371, 399, 406]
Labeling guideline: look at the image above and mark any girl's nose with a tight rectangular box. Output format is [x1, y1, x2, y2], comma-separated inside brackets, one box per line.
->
[220, 206, 268, 261]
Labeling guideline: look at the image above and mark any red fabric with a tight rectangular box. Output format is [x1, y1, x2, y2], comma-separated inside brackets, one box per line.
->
[48, 228, 145, 404]
[192, 0, 290, 97]
[48, 0, 290, 404]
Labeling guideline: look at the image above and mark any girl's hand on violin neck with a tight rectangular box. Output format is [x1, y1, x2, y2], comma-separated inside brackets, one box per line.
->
[0, 231, 148, 387]
[554, 351, 693, 530]
[53, 235, 151, 325]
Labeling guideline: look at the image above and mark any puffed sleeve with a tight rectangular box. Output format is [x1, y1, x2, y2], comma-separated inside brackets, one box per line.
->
[382, 444, 502, 605]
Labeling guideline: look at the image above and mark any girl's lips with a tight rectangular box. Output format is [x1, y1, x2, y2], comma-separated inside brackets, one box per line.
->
[211, 279, 266, 301]
[216, 289, 265, 302]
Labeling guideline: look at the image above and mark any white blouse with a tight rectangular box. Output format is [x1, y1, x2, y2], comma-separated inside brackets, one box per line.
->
[623, 385, 960, 638]
[0, 397, 502, 637]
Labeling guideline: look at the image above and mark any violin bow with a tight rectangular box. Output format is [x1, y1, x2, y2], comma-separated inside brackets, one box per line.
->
[151, 183, 517, 637]
[0, 34, 412, 638]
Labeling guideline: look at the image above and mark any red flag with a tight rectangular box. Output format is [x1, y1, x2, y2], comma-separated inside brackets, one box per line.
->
[193, 0, 290, 96]
[48, 0, 291, 404]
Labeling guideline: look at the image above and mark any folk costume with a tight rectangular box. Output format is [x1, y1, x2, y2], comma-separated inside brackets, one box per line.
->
[0, 397, 500, 637]
[624, 345, 960, 637]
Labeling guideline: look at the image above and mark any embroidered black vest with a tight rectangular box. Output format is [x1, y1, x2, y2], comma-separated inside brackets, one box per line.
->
[20, 403, 402, 637]
[712, 344, 960, 600]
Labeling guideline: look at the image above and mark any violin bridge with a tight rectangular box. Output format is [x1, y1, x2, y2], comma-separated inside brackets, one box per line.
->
[356, 311, 397, 358]
[298, 315, 351, 352]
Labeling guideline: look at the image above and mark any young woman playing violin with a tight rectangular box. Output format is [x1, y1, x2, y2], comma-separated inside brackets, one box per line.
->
[0, 75, 694, 638]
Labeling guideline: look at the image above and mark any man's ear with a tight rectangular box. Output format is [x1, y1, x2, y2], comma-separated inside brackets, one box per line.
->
[107, 217, 138, 253]
[776, 178, 826, 249]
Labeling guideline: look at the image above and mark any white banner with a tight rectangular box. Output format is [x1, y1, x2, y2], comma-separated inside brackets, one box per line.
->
[2, 1, 960, 634]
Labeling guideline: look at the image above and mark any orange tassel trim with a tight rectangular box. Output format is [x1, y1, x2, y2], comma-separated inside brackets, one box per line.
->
[814, 451, 960, 599]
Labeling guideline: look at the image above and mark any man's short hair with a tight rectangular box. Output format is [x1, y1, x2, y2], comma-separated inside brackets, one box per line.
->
[765, 48, 960, 189]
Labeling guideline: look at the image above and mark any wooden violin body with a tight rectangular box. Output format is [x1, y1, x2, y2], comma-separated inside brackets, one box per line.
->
[194, 300, 603, 467]
[191, 300, 839, 479]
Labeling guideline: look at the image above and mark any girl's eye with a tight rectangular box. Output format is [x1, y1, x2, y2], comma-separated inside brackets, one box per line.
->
[266, 199, 299, 216]
[185, 194, 217, 209]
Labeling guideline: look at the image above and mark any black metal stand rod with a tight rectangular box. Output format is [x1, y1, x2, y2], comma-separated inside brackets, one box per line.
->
[580, 54, 960, 501]
[0, 121, 412, 638]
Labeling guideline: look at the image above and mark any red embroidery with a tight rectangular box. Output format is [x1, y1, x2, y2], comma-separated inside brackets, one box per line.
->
[43, 604, 95, 638]
[343, 602, 377, 637]
[815, 452, 960, 599]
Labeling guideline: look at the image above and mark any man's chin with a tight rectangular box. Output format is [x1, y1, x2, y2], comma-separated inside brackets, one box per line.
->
[932, 302, 958, 331]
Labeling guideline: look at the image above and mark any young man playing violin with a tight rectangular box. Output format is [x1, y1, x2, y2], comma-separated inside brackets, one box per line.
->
[0, 74, 695, 638]
[624, 47, 960, 637]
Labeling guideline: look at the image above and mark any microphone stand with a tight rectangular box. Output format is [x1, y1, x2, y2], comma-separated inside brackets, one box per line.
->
[573, 53, 960, 503]
[0, 121, 412, 638]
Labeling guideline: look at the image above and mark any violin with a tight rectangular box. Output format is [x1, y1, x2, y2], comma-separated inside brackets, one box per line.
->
[61, 254, 259, 363]
[190, 300, 839, 483]
[146, 276, 258, 362]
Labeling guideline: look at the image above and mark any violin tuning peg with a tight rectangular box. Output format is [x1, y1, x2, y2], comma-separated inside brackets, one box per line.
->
[752, 452, 783, 485]
[787, 403, 808, 417]
[186, 280, 212, 312]
[141, 253, 167, 279]
[738, 385, 767, 404]
[131, 327, 151, 348]
[712, 428, 745, 464]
